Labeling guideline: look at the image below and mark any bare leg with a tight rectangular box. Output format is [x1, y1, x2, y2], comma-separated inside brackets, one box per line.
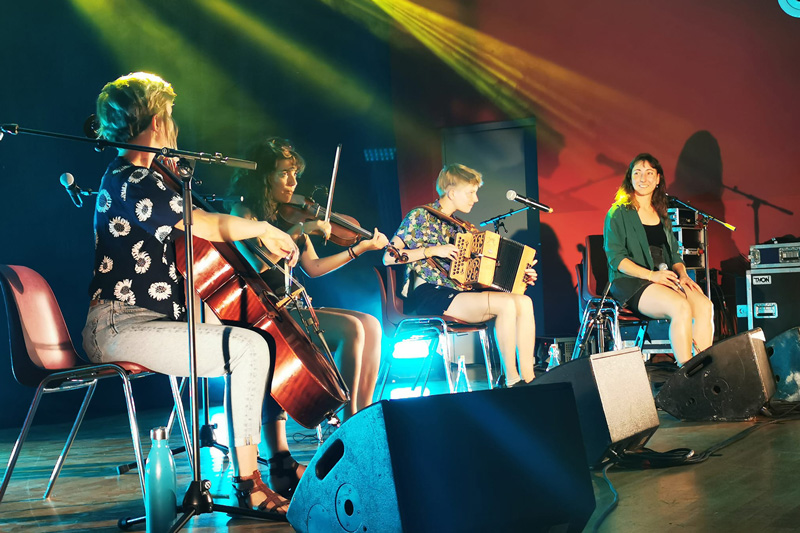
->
[512, 294, 536, 382]
[685, 289, 714, 352]
[444, 291, 529, 386]
[314, 309, 369, 421]
[636, 284, 694, 365]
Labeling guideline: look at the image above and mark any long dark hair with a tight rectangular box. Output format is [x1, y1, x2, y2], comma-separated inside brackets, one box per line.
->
[614, 153, 669, 218]
[227, 137, 303, 221]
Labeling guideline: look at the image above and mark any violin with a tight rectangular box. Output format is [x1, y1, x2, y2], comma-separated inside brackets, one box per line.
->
[278, 195, 408, 263]
[152, 158, 349, 428]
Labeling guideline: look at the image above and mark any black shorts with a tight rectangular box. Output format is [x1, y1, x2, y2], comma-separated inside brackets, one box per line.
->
[406, 283, 461, 316]
[610, 276, 651, 315]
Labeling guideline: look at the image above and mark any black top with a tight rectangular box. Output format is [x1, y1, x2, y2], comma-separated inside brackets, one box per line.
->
[644, 222, 669, 269]
[88, 157, 186, 319]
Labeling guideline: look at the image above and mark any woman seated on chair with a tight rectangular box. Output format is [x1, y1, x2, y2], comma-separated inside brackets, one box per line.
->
[227, 137, 388, 432]
[82, 72, 296, 516]
[382, 164, 538, 387]
[603, 153, 714, 365]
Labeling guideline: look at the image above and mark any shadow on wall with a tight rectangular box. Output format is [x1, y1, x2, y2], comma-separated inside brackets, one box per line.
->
[525, 223, 578, 337]
[672, 130, 741, 269]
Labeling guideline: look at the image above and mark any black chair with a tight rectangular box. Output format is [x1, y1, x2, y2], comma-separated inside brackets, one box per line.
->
[373, 266, 497, 397]
[572, 236, 651, 360]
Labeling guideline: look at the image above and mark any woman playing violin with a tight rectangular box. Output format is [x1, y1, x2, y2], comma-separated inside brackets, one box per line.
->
[383, 164, 538, 387]
[82, 73, 295, 516]
[227, 137, 389, 465]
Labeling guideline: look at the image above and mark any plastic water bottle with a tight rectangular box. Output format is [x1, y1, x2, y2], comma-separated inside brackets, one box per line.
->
[547, 343, 561, 371]
[145, 426, 177, 533]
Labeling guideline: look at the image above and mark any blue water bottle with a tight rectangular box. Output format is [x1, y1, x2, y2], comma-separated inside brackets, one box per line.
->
[145, 426, 177, 533]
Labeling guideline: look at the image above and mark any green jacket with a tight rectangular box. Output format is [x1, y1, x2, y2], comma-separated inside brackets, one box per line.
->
[603, 203, 683, 286]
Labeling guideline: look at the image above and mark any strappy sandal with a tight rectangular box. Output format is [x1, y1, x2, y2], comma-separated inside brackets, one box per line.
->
[267, 451, 303, 499]
[232, 469, 289, 520]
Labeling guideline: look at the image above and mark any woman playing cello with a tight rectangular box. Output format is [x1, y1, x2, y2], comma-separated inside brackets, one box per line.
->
[82, 72, 296, 516]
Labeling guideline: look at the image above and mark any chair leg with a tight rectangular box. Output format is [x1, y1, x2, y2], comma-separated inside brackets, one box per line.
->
[376, 355, 393, 401]
[440, 332, 457, 393]
[116, 370, 147, 499]
[454, 356, 472, 393]
[572, 306, 594, 360]
[478, 329, 494, 389]
[413, 337, 439, 396]
[169, 376, 193, 471]
[44, 381, 98, 499]
[0, 382, 47, 503]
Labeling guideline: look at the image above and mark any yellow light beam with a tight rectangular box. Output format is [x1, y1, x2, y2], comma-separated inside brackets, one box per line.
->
[69, 0, 276, 142]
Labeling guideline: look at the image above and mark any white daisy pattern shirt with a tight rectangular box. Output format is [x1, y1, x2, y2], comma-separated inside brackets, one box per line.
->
[89, 157, 186, 319]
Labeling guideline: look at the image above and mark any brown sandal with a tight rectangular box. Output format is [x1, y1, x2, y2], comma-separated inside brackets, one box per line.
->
[232, 470, 289, 519]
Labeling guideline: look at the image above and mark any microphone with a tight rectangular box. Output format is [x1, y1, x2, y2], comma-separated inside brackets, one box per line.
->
[657, 263, 685, 293]
[506, 190, 553, 213]
[60, 172, 94, 208]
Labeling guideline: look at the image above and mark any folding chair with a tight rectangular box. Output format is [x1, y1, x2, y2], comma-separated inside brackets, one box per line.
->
[0, 264, 189, 502]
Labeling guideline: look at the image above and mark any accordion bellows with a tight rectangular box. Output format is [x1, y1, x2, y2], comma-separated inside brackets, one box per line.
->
[450, 231, 536, 294]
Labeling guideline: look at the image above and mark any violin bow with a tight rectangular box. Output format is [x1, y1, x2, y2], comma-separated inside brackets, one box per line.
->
[323, 144, 343, 245]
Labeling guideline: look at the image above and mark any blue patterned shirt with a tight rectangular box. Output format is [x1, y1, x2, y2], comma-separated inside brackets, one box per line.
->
[88, 157, 186, 319]
[393, 199, 464, 292]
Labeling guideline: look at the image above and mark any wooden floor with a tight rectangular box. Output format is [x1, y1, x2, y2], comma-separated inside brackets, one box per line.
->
[2, 374, 800, 532]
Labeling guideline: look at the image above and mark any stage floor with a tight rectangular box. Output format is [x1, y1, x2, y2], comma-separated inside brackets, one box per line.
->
[1, 389, 799, 532]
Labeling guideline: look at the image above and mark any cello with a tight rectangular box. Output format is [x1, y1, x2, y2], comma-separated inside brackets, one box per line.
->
[153, 157, 349, 429]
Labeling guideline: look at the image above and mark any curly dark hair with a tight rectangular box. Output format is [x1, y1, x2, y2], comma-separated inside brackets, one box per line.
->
[614, 153, 669, 218]
[226, 137, 304, 221]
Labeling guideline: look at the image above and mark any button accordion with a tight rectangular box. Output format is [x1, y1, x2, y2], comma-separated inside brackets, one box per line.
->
[449, 231, 536, 295]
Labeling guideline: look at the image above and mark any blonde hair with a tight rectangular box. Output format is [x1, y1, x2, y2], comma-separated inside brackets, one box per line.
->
[96, 72, 177, 145]
[436, 164, 483, 197]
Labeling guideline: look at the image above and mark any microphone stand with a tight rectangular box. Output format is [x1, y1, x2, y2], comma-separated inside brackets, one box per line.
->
[668, 195, 735, 299]
[0, 122, 284, 528]
[721, 184, 793, 245]
[479, 206, 529, 233]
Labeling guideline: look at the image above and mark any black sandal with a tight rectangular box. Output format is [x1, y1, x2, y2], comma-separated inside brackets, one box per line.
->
[232, 469, 289, 520]
[267, 451, 303, 499]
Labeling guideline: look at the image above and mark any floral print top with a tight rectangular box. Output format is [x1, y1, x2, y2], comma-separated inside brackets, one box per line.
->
[392, 199, 464, 292]
[88, 157, 186, 320]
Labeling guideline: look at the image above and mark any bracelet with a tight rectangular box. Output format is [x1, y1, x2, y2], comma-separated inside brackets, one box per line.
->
[423, 247, 430, 259]
[347, 246, 359, 259]
[647, 271, 653, 282]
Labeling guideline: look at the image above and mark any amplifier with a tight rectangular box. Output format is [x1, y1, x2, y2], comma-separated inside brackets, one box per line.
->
[746, 267, 800, 340]
[749, 242, 800, 269]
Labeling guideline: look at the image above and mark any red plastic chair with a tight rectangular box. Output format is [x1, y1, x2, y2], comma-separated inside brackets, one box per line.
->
[572, 236, 650, 359]
[0, 265, 188, 502]
[373, 266, 497, 396]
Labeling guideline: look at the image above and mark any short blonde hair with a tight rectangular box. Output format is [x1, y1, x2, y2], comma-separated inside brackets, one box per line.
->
[436, 164, 483, 197]
[96, 72, 177, 143]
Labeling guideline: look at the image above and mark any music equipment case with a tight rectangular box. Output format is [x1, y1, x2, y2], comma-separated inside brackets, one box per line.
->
[746, 267, 800, 340]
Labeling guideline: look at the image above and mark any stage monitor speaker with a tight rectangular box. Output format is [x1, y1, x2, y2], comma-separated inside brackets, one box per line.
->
[287, 385, 595, 533]
[532, 347, 659, 467]
[655, 328, 775, 421]
[767, 326, 800, 401]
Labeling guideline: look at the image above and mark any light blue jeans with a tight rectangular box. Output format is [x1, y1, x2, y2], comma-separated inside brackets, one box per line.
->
[83, 300, 269, 447]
